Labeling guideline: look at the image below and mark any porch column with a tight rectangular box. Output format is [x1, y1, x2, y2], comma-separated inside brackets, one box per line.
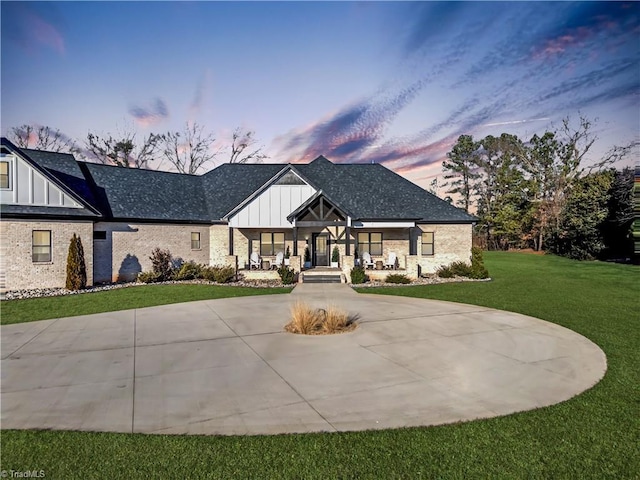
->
[293, 227, 298, 256]
[228, 227, 234, 255]
[345, 225, 351, 256]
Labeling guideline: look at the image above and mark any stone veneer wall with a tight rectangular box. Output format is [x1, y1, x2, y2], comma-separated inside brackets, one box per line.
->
[93, 222, 210, 283]
[2, 219, 94, 290]
[417, 223, 472, 274]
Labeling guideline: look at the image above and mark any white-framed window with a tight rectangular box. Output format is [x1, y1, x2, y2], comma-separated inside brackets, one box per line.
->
[0, 159, 11, 189]
[422, 232, 434, 256]
[260, 232, 285, 256]
[191, 232, 201, 250]
[357, 232, 382, 256]
[32, 230, 52, 263]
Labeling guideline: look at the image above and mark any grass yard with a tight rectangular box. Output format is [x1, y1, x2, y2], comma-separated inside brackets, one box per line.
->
[1, 252, 638, 478]
[0, 284, 292, 325]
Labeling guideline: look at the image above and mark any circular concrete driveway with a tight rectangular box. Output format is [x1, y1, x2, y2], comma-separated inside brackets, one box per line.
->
[1, 284, 606, 435]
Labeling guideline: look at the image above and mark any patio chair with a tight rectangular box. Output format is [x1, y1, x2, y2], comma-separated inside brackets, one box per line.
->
[362, 252, 375, 269]
[250, 251, 261, 270]
[384, 252, 397, 270]
[271, 251, 284, 270]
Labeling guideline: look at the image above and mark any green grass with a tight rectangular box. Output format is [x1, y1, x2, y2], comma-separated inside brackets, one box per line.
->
[1, 252, 638, 478]
[0, 284, 292, 325]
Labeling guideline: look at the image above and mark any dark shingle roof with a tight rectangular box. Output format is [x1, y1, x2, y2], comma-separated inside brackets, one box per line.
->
[2, 139, 475, 224]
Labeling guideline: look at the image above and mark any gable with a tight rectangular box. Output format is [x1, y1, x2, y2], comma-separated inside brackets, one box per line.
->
[228, 168, 316, 227]
[0, 151, 83, 209]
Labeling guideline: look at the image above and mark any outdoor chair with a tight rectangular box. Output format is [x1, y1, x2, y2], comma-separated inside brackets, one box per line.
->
[271, 251, 284, 270]
[250, 252, 261, 270]
[362, 252, 375, 269]
[384, 252, 397, 270]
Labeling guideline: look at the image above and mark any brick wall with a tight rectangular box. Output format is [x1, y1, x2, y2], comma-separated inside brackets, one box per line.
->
[93, 222, 210, 283]
[2, 219, 94, 290]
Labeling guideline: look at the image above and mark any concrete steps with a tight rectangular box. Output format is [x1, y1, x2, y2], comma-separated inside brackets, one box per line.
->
[301, 269, 344, 284]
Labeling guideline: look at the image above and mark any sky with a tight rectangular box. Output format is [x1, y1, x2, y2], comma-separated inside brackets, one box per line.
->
[2, 1, 639, 190]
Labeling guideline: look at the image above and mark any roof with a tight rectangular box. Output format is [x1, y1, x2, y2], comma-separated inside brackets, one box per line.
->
[1, 139, 476, 224]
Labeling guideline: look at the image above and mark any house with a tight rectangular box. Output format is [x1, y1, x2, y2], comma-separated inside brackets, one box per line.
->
[0, 137, 477, 291]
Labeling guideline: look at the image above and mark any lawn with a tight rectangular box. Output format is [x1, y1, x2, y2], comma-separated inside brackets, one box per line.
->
[0, 284, 292, 325]
[1, 252, 638, 479]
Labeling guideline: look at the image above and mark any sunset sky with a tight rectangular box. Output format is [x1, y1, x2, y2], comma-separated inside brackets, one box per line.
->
[2, 1, 638, 189]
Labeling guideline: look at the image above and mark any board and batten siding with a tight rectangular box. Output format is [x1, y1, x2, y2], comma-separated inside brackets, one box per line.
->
[229, 184, 316, 228]
[0, 154, 82, 208]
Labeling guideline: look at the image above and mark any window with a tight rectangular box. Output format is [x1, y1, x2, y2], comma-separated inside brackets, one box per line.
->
[32, 230, 52, 263]
[0, 160, 10, 189]
[93, 231, 107, 240]
[422, 232, 434, 256]
[260, 232, 285, 256]
[357, 232, 382, 256]
[191, 232, 201, 250]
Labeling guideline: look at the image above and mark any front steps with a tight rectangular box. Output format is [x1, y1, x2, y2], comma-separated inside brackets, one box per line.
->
[301, 268, 345, 284]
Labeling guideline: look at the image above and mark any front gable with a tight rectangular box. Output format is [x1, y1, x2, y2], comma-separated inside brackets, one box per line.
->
[227, 167, 317, 228]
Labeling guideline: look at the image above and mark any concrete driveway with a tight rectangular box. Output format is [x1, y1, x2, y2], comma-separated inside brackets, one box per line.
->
[1, 284, 606, 435]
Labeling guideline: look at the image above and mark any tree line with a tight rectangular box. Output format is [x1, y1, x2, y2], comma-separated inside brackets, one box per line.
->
[442, 116, 637, 261]
[6, 123, 267, 174]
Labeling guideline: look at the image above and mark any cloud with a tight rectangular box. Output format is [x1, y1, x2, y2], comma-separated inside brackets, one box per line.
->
[277, 78, 427, 164]
[2, 3, 65, 55]
[189, 69, 212, 120]
[484, 118, 550, 128]
[128, 98, 169, 127]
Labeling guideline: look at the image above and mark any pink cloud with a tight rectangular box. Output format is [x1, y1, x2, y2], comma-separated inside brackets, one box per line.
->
[29, 12, 65, 55]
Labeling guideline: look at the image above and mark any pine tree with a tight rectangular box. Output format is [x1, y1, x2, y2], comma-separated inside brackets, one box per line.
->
[66, 233, 87, 290]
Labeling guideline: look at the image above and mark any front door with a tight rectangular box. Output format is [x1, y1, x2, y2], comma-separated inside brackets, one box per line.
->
[313, 233, 329, 266]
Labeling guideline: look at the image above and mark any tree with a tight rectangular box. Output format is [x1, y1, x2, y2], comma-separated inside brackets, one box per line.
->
[86, 130, 164, 168]
[442, 135, 479, 213]
[228, 127, 267, 164]
[520, 115, 597, 251]
[65, 233, 87, 291]
[473, 133, 525, 249]
[8, 124, 81, 155]
[601, 167, 635, 259]
[161, 122, 218, 174]
[546, 171, 613, 260]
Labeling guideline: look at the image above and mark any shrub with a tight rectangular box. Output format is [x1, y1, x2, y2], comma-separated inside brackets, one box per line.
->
[149, 248, 173, 281]
[321, 305, 356, 334]
[175, 261, 203, 280]
[470, 246, 489, 279]
[450, 261, 473, 277]
[436, 265, 455, 278]
[285, 302, 357, 335]
[201, 265, 236, 283]
[285, 246, 291, 259]
[137, 271, 161, 283]
[277, 266, 296, 285]
[285, 301, 322, 334]
[331, 245, 340, 263]
[350, 265, 367, 284]
[385, 273, 411, 284]
[304, 246, 311, 263]
[65, 233, 87, 291]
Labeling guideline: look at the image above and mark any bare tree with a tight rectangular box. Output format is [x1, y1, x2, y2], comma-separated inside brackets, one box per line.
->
[229, 127, 268, 164]
[86, 130, 164, 168]
[8, 124, 82, 155]
[161, 122, 218, 174]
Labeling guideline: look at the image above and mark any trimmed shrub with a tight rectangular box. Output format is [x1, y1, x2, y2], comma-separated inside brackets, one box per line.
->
[175, 261, 203, 280]
[137, 271, 161, 283]
[385, 273, 411, 284]
[277, 266, 296, 285]
[304, 247, 311, 263]
[150, 248, 173, 281]
[65, 233, 87, 291]
[331, 245, 340, 263]
[470, 246, 489, 279]
[350, 265, 367, 284]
